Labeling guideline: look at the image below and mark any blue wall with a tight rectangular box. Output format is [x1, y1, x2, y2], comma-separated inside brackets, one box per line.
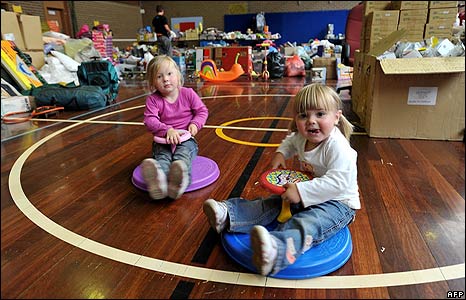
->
[225, 10, 350, 45]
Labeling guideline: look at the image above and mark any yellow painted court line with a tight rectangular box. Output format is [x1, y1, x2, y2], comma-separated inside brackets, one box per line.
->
[8, 105, 463, 289]
[30, 118, 290, 132]
[31, 118, 144, 126]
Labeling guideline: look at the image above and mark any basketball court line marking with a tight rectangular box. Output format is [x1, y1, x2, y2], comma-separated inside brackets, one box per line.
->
[8, 97, 463, 289]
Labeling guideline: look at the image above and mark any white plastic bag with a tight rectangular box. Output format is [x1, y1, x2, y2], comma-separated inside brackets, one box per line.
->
[51, 50, 80, 72]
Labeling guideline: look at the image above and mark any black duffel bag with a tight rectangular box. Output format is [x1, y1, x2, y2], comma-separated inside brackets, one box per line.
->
[25, 84, 108, 110]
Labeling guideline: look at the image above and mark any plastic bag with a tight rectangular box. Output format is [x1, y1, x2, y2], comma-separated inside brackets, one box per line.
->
[266, 52, 285, 78]
[64, 38, 93, 60]
[285, 55, 305, 77]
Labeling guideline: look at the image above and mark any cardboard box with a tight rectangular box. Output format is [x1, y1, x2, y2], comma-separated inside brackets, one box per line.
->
[312, 57, 336, 79]
[424, 23, 453, 39]
[390, 1, 429, 10]
[363, 1, 391, 16]
[397, 24, 425, 41]
[1, 11, 25, 50]
[399, 9, 428, 24]
[362, 55, 464, 140]
[428, 7, 458, 23]
[365, 10, 400, 40]
[350, 50, 365, 123]
[184, 29, 199, 40]
[19, 14, 43, 50]
[367, 10, 400, 25]
[429, 1, 458, 9]
[366, 23, 399, 40]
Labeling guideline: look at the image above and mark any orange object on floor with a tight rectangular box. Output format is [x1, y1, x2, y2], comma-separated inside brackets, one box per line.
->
[199, 53, 244, 82]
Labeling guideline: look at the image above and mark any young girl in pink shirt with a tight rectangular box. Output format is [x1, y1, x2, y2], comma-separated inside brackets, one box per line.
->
[142, 56, 208, 200]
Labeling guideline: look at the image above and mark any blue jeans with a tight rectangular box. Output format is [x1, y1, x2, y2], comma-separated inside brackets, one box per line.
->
[224, 196, 355, 274]
[152, 138, 198, 185]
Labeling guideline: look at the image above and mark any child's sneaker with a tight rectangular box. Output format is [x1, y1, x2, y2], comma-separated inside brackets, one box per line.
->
[141, 158, 167, 200]
[203, 199, 228, 233]
[250, 225, 278, 276]
[167, 160, 189, 199]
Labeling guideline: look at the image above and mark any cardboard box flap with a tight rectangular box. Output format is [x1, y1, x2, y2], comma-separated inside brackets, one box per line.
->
[367, 29, 406, 57]
[379, 57, 465, 74]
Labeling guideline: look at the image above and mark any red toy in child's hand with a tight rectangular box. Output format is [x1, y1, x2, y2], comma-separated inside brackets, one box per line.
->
[259, 168, 312, 223]
[259, 169, 312, 195]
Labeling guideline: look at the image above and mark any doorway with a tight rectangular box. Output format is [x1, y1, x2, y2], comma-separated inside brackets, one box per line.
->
[43, 1, 72, 36]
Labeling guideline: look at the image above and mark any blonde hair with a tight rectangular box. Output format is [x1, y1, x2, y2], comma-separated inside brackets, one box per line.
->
[290, 83, 354, 141]
[146, 55, 184, 91]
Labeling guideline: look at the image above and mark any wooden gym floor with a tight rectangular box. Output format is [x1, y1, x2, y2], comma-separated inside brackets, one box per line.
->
[1, 74, 464, 299]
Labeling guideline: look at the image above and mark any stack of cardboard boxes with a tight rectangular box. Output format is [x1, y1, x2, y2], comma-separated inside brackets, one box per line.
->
[361, 1, 459, 53]
[351, 1, 465, 141]
[1, 11, 45, 69]
[365, 9, 400, 52]
[393, 1, 429, 42]
[424, 1, 459, 39]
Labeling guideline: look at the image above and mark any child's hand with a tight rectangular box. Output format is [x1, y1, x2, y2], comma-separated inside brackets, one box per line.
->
[166, 128, 181, 144]
[281, 183, 301, 204]
[271, 152, 286, 169]
[188, 124, 198, 136]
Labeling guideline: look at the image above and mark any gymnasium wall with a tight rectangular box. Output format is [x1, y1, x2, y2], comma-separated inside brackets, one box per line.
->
[2, 1, 359, 48]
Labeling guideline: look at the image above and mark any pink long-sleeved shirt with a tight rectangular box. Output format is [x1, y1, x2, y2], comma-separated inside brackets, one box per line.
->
[143, 87, 208, 137]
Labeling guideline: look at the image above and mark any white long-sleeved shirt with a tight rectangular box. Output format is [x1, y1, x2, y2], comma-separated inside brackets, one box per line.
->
[276, 127, 360, 209]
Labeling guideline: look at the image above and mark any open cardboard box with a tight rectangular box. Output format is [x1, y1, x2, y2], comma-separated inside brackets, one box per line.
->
[354, 30, 465, 140]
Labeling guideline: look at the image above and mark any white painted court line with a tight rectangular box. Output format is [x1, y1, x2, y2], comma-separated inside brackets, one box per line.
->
[8, 101, 464, 289]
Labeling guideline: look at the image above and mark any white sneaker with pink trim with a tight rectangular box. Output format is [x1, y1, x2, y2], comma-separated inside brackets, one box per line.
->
[141, 158, 167, 200]
[250, 225, 278, 276]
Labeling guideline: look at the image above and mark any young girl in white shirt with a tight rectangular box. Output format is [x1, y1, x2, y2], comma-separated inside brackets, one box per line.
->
[203, 83, 360, 276]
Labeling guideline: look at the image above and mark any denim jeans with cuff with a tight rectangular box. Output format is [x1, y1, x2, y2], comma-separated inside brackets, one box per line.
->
[152, 137, 198, 185]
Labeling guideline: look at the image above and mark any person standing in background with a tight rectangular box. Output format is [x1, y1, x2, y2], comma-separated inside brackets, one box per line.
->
[458, 3, 465, 26]
[152, 5, 175, 56]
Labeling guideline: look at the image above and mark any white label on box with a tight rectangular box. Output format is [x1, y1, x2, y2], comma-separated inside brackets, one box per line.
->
[407, 87, 438, 105]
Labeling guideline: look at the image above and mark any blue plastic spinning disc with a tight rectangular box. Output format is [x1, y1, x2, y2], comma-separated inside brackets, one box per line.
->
[221, 226, 352, 279]
[132, 156, 220, 192]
